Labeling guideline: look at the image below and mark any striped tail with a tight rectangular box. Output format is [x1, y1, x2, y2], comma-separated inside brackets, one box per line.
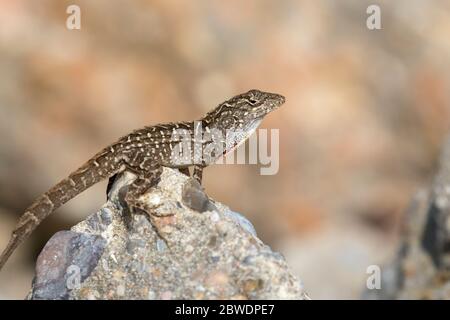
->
[0, 156, 117, 271]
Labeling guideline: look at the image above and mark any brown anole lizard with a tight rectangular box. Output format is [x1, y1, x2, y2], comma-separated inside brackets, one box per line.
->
[0, 89, 285, 271]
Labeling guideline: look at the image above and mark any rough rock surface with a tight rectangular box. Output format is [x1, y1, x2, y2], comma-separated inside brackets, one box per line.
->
[28, 168, 308, 300]
[364, 137, 450, 299]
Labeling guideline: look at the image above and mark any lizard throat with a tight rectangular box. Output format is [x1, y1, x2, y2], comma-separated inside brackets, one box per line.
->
[224, 119, 262, 155]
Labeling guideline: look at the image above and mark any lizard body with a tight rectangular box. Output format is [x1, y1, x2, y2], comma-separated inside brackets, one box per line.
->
[0, 89, 285, 271]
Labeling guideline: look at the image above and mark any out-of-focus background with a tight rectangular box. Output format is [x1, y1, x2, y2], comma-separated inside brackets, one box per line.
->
[1, 0, 450, 299]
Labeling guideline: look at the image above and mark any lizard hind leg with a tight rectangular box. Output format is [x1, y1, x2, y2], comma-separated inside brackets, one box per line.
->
[122, 167, 174, 246]
[124, 167, 163, 216]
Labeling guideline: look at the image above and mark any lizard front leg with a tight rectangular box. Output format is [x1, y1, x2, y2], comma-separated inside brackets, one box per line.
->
[193, 165, 205, 184]
[177, 166, 203, 184]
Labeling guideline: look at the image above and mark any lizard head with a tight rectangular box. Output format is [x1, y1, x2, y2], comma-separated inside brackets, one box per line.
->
[202, 89, 285, 132]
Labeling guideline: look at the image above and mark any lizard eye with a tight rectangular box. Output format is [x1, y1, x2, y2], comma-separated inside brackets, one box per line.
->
[223, 116, 236, 128]
[248, 98, 258, 105]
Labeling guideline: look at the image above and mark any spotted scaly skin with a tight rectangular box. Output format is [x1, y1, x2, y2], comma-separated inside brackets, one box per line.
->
[0, 89, 285, 271]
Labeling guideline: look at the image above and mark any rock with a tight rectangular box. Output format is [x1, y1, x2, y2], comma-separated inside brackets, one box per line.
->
[364, 136, 450, 299]
[31, 231, 107, 300]
[28, 168, 308, 300]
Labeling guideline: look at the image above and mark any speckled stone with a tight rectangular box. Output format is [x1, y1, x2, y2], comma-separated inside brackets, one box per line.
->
[29, 168, 308, 300]
[31, 231, 106, 300]
[182, 179, 214, 212]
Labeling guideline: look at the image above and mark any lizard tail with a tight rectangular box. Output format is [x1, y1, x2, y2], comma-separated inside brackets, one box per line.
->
[0, 156, 118, 271]
[0, 232, 22, 271]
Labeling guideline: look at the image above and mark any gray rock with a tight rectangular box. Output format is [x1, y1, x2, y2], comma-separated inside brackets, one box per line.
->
[29, 168, 308, 300]
[31, 231, 107, 300]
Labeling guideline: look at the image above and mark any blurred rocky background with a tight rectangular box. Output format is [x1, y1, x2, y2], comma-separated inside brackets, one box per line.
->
[364, 136, 450, 300]
[1, 0, 450, 299]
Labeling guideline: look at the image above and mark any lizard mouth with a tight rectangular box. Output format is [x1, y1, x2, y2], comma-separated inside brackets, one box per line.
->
[254, 94, 285, 117]
[272, 93, 286, 105]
